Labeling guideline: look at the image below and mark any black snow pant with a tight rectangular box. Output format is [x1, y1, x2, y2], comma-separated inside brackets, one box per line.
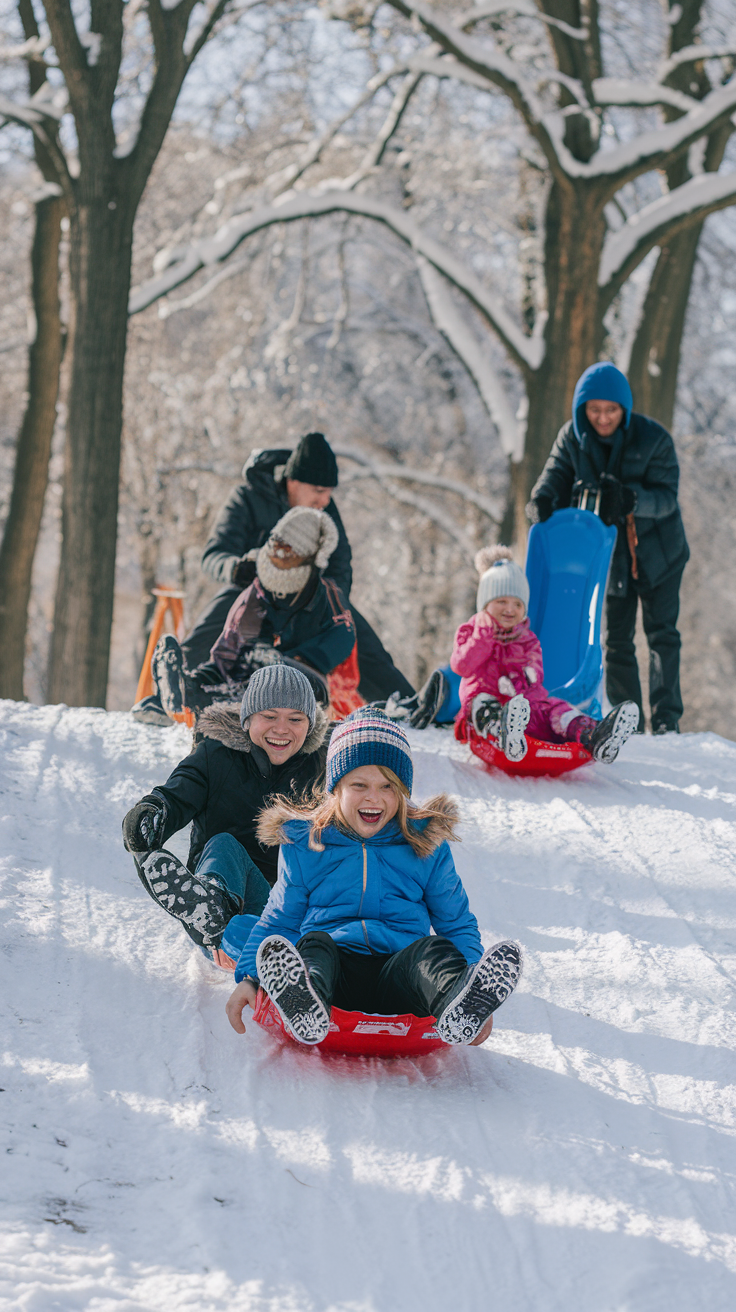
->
[180, 586, 415, 702]
[296, 930, 467, 1018]
[605, 566, 684, 733]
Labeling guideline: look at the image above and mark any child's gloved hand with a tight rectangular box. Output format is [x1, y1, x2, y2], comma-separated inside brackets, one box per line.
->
[498, 675, 516, 698]
[523, 666, 538, 684]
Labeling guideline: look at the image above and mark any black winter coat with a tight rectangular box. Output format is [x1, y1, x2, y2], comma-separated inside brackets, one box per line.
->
[531, 412, 689, 597]
[202, 447, 352, 596]
[148, 703, 331, 884]
[210, 572, 355, 679]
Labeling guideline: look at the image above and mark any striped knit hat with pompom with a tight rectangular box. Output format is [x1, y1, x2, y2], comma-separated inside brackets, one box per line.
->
[475, 544, 529, 615]
[325, 707, 413, 795]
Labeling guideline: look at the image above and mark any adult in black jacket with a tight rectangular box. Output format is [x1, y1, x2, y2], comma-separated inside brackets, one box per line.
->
[181, 431, 414, 701]
[122, 665, 331, 960]
[529, 362, 689, 733]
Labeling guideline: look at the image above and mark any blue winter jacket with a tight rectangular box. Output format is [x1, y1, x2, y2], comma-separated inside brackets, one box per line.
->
[235, 807, 483, 982]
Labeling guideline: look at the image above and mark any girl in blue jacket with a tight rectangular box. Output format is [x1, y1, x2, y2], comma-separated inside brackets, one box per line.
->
[225, 708, 522, 1046]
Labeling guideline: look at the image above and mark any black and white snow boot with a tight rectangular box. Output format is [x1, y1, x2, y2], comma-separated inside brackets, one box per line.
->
[497, 694, 530, 762]
[137, 849, 240, 948]
[580, 701, 639, 763]
[471, 693, 503, 739]
[437, 940, 523, 1045]
[152, 635, 187, 719]
[256, 935, 331, 1046]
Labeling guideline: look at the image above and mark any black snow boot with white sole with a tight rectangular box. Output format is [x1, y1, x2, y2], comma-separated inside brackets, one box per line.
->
[137, 849, 240, 948]
[580, 700, 639, 763]
[437, 940, 523, 1045]
[471, 693, 503, 739]
[256, 935, 331, 1046]
[498, 694, 530, 762]
[152, 634, 187, 719]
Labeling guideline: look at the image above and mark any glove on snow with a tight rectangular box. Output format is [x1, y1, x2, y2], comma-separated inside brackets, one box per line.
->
[498, 675, 517, 698]
[527, 494, 553, 524]
[123, 797, 166, 854]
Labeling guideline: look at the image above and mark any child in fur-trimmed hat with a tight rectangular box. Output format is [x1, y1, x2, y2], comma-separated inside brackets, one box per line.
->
[450, 545, 639, 764]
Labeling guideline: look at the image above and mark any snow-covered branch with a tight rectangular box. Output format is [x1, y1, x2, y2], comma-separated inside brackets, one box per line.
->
[658, 44, 736, 85]
[546, 75, 736, 187]
[591, 77, 697, 114]
[417, 258, 523, 460]
[384, 0, 564, 174]
[129, 190, 542, 373]
[335, 451, 486, 558]
[459, 1, 587, 40]
[599, 169, 736, 292]
[334, 446, 501, 521]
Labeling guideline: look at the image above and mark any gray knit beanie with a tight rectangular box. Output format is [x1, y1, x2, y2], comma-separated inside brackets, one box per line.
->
[475, 545, 529, 614]
[239, 663, 317, 730]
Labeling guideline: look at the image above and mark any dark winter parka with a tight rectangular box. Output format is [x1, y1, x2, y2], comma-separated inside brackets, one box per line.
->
[210, 571, 356, 680]
[146, 703, 331, 885]
[202, 447, 352, 596]
[531, 413, 689, 597]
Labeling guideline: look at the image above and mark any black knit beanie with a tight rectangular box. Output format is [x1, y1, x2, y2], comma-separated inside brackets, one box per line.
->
[283, 432, 338, 488]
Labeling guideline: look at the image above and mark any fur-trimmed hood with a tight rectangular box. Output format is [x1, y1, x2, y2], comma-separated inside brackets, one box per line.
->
[256, 791, 459, 857]
[197, 701, 329, 755]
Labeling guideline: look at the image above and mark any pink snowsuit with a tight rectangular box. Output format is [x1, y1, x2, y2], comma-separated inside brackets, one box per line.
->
[450, 611, 593, 745]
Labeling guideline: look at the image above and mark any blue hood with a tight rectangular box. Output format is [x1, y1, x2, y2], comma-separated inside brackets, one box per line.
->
[572, 362, 632, 442]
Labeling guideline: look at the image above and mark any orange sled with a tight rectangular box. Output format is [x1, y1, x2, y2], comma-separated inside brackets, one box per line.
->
[456, 715, 593, 778]
[252, 989, 447, 1057]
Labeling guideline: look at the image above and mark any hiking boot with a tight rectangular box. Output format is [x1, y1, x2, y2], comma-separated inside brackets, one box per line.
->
[255, 935, 330, 1046]
[437, 940, 523, 1045]
[138, 849, 240, 948]
[580, 701, 639, 763]
[498, 694, 530, 761]
[152, 635, 186, 718]
[471, 693, 503, 739]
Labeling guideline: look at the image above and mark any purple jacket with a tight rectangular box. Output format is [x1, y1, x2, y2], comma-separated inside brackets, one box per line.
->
[450, 613, 547, 717]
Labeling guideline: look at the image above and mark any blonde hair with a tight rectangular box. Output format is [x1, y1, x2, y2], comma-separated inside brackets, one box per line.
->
[258, 766, 460, 859]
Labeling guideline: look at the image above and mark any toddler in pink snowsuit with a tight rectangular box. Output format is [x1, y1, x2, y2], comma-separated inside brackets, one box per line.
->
[451, 547, 638, 764]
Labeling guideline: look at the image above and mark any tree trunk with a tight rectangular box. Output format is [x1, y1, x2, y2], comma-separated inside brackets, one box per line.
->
[47, 202, 134, 707]
[0, 193, 64, 700]
[625, 224, 702, 427]
[504, 181, 608, 543]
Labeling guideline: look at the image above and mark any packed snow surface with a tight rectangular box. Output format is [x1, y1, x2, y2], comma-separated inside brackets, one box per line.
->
[1, 701, 735, 1311]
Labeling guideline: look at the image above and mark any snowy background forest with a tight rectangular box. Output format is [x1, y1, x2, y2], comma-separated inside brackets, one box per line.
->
[1, 0, 735, 730]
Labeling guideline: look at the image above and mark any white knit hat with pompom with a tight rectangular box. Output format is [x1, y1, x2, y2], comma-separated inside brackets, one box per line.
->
[475, 544, 529, 614]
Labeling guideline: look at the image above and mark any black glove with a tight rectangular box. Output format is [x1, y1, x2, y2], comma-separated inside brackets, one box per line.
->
[231, 556, 256, 588]
[122, 796, 166, 854]
[527, 494, 554, 524]
[599, 474, 636, 526]
[410, 669, 448, 729]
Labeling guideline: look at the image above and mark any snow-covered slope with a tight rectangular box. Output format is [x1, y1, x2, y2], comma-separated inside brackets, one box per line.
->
[1, 701, 735, 1311]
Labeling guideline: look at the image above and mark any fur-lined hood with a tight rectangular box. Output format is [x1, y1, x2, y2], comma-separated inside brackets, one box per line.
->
[257, 791, 459, 857]
[197, 701, 329, 755]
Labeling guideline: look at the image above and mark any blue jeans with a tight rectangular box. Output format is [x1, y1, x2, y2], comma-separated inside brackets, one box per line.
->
[195, 833, 271, 962]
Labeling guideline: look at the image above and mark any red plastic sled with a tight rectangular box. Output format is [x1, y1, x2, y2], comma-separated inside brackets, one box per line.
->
[456, 716, 593, 777]
[253, 988, 446, 1057]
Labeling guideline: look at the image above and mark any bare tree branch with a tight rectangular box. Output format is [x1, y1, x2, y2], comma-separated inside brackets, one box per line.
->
[335, 446, 501, 522]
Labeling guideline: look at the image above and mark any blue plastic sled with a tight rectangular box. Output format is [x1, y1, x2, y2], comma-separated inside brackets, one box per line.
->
[435, 507, 616, 723]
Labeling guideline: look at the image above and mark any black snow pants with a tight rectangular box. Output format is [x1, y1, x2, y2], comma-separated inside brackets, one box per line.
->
[296, 930, 467, 1018]
[180, 586, 415, 702]
[605, 566, 684, 733]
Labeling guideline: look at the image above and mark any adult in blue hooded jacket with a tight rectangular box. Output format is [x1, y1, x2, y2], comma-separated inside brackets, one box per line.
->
[529, 363, 689, 733]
